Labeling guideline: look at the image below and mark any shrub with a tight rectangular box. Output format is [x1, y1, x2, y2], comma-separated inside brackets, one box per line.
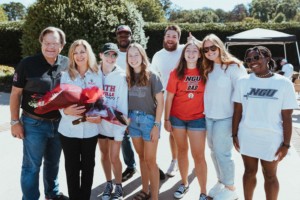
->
[21, 0, 147, 57]
[0, 65, 14, 92]
[0, 21, 23, 65]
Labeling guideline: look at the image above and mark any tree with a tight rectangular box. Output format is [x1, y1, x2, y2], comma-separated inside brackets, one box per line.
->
[275, 0, 298, 21]
[250, 0, 278, 22]
[2, 2, 26, 21]
[127, 0, 165, 22]
[229, 4, 248, 22]
[215, 9, 229, 23]
[0, 5, 8, 22]
[169, 9, 218, 23]
[22, 0, 147, 57]
[160, 0, 172, 17]
[273, 12, 286, 23]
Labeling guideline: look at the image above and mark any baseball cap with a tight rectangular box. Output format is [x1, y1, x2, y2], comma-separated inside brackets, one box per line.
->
[101, 43, 119, 54]
[116, 25, 132, 35]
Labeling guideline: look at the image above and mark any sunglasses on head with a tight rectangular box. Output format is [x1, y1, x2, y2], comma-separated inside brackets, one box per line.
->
[244, 55, 261, 63]
[104, 52, 118, 58]
[203, 45, 218, 53]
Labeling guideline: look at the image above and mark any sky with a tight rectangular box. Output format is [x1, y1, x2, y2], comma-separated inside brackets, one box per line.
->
[1, 0, 252, 11]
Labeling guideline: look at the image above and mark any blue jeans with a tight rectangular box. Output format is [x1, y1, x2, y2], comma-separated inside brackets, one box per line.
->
[122, 131, 136, 169]
[206, 117, 235, 186]
[128, 110, 159, 141]
[21, 115, 62, 200]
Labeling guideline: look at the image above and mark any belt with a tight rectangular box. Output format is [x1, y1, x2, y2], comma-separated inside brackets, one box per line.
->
[22, 111, 60, 122]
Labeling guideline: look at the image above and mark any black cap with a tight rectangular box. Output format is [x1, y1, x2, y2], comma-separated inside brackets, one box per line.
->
[101, 43, 119, 54]
[116, 25, 132, 35]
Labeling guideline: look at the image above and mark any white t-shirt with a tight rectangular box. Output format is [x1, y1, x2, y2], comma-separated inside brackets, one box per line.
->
[232, 73, 299, 161]
[282, 63, 294, 80]
[150, 45, 184, 89]
[116, 51, 127, 71]
[204, 63, 247, 119]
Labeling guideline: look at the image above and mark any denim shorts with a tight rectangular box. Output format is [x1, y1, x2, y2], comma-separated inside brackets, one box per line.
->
[128, 110, 160, 141]
[170, 116, 206, 131]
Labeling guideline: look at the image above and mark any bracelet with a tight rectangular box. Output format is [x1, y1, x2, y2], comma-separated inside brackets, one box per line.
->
[232, 134, 238, 137]
[164, 119, 169, 121]
[281, 142, 291, 149]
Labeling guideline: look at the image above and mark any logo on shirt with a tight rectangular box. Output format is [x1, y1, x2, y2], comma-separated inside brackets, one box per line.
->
[87, 79, 96, 85]
[244, 88, 278, 100]
[104, 85, 116, 99]
[13, 73, 18, 82]
[185, 76, 201, 91]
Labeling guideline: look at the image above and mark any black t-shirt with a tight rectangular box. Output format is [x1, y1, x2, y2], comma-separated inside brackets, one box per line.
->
[13, 53, 69, 119]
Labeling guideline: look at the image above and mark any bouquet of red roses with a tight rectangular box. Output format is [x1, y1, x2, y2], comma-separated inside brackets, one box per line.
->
[34, 84, 128, 126]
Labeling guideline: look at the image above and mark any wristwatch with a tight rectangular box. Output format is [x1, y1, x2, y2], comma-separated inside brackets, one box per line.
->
[281, 143, 291, 149]
[154, 121, 161, 128]
[10, 120, 20, 126]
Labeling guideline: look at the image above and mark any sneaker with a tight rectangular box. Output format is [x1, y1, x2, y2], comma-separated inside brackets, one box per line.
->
[214, 187, 238, 200]
[159, 168, 166, 180]
[208, 182, 224, 198]
[174, 184, 189, 199]
[102, 181, 113, 200]
[166, 160, 178, 177]
[46, 193, 69, 200]
[199, 193, 208, 200]
[122, 167, 137, 182]
[112, 184, 124, 200]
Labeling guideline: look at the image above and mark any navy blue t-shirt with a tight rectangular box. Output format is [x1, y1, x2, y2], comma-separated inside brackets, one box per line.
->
[13, 53, 68, 119]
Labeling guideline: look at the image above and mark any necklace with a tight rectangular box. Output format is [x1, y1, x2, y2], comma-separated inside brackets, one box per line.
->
[255, 71, 273, 78]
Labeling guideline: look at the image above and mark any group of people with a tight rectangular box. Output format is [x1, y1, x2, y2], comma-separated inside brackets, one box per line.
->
[10, 24, 298, 200]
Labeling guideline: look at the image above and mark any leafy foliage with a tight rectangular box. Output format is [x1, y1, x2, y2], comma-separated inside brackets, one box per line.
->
[127, 0, 165, 22]
[2, 2, 26, 21]
[22, 0, 147, 57]
[0, 5, 8, 22]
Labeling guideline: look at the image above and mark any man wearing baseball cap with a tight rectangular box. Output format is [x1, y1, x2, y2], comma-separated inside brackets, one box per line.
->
[115, 25, 132, 70]
[115, 25, 138, 182]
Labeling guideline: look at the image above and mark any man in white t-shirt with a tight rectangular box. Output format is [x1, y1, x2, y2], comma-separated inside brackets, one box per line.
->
[115, 25, 137, 182]
[151, 25, 185, 177]
[116, 25, 132, 70]
[280, 58, 294, 81]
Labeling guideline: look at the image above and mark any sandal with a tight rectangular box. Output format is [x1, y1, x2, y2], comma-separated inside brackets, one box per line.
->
[132, 190, 151, 200]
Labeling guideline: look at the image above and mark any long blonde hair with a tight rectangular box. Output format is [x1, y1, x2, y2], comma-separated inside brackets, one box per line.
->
[68, 39, 98, 80]
[126, 43, 151, 88]
[202, 34, 242, 79]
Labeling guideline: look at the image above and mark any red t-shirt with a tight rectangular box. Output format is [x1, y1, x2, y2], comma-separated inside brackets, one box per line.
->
[166, 68, 205, 120]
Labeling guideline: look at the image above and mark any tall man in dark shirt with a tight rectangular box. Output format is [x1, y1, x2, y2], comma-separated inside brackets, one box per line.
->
[10, 27, 69, 200]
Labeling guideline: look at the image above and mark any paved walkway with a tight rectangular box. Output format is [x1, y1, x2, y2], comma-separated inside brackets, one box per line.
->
[1, 92, 300, 200]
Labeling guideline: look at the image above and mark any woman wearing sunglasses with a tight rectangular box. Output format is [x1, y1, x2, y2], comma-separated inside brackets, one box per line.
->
[202, 34, 247, 200]
[232, 46, 298, 200]
[98, 43, 128, 200]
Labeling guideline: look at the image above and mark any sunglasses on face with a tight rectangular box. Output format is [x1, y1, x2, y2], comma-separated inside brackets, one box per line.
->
[104, 52, 118, 58]
[244, 55, 261, 63]
[203, 45, 218, 53]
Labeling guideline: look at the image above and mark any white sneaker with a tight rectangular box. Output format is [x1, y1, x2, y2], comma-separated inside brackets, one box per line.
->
[208, 182, 224, 198]
[214, 187, 238, 200]
[166, 160, 178, 177]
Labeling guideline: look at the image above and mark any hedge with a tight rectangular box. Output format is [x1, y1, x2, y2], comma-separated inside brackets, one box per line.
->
[1, 21, 300, 69]
[0, 21, 23, 66]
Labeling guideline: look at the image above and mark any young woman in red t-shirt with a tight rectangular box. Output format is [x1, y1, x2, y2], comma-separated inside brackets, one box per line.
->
[164, 40, 208, 200]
